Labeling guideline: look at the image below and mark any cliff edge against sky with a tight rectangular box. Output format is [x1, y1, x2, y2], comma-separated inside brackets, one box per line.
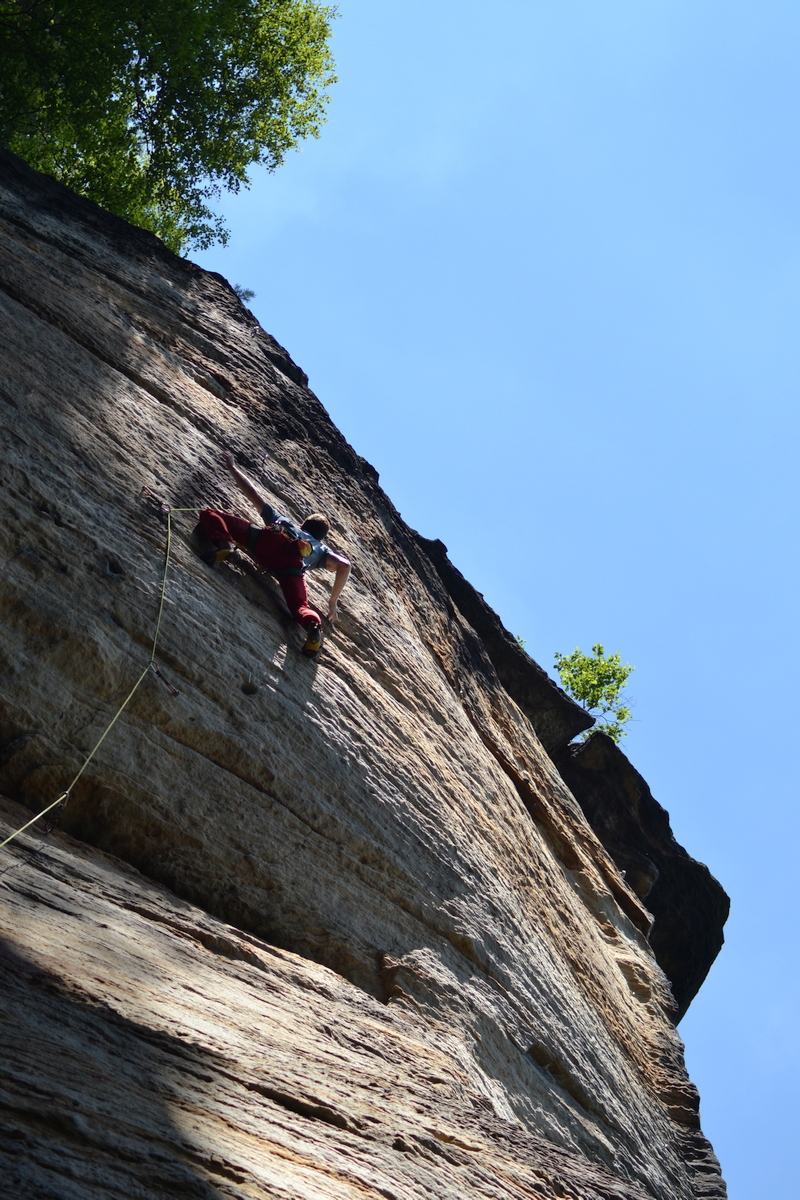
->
[0, 151, 728, 1200]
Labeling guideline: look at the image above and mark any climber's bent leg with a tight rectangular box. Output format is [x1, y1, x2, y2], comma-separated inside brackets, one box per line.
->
[198, 508, 251, 547]
[277, 573, 322, 631]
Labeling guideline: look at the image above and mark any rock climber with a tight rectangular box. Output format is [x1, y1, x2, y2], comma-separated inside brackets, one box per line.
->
[198, 451, 351, 656]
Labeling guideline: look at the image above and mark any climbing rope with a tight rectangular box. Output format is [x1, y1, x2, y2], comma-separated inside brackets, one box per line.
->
[0, 500, 197, 852]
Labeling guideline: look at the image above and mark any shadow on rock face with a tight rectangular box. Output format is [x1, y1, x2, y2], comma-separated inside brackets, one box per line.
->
[0, 937, 230, 1199]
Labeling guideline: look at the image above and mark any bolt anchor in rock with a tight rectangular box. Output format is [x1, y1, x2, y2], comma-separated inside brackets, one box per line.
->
[150, 661, 179, 696]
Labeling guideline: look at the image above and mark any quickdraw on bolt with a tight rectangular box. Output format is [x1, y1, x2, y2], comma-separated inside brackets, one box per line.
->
[43, 791, 70, 836]
[150, 661, 179, 697]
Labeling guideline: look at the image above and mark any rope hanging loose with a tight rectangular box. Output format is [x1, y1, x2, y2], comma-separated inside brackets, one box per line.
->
[0, 503, 188, 853]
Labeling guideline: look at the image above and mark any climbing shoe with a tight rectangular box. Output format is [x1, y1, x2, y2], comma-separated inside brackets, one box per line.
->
[302, 623, 323, 656]
[200, 546, 234, 566]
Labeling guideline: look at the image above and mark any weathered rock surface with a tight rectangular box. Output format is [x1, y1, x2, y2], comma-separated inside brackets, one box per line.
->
[555, 734, 730, 1022]
[0, 795, 674, 1200]
[0, 151, 727, 1198]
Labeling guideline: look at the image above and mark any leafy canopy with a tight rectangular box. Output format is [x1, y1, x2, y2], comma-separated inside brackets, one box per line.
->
[553, 644, 634, 743]
[0, 0, 336, 252]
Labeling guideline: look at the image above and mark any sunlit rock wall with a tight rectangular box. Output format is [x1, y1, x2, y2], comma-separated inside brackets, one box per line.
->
[0, 151, 726, 1199]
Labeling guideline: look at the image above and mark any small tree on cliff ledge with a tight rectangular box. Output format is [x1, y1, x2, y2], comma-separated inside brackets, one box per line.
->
[554, 644, 634, 743]
[0, 0, 336, 253]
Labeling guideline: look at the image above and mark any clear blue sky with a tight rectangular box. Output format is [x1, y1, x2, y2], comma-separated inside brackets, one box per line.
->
[196, 4, 800, 1194]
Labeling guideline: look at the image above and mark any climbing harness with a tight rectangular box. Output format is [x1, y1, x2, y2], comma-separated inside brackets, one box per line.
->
[0, 496, 195, 852]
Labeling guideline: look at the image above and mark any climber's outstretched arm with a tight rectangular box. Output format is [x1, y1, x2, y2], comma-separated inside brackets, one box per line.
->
[325, 552, 351, 624]
[223, 451, 268, 514]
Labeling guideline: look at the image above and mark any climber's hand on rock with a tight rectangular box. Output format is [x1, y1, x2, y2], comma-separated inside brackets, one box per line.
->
[324, 558, 350, 626]
[223, 451, 235, 471]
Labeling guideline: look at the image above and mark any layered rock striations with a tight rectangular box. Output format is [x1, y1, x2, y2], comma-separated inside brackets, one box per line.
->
[0, 151, 727, 1199]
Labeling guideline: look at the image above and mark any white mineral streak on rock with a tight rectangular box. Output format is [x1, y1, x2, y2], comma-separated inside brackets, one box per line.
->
[0, 154, 726, 1199]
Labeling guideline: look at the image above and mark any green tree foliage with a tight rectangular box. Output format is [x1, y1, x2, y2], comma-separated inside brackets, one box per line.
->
[0, 0, 336, 251]
[553, 644, 634, 743]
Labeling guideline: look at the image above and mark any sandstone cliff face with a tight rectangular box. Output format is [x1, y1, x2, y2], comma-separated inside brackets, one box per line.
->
[555, 734, 730, 1023]
[0, 152, 727, 1199]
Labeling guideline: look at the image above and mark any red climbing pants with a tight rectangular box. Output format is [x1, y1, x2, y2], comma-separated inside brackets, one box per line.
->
[198, 508, 321, 631]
